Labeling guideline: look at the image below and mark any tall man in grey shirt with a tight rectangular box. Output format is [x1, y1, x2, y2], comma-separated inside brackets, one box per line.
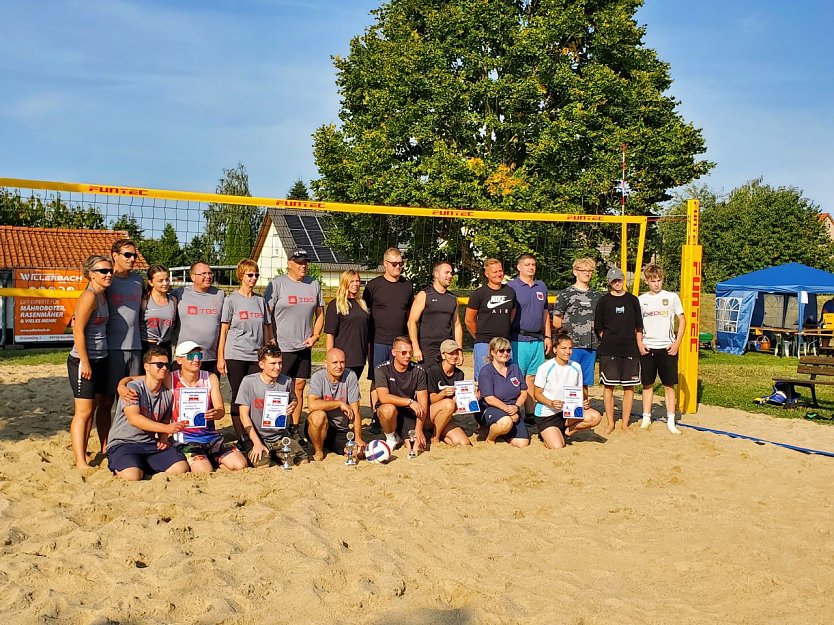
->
[97, 238, 143, 450]
[172, 261, 225, 375]
[264, 249, 324, 440]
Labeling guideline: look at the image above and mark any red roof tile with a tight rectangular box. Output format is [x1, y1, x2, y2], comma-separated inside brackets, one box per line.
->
[0, 226, 149, 270]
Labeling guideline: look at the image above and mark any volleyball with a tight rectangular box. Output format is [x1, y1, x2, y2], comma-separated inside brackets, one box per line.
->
[365, 439, 391, 464]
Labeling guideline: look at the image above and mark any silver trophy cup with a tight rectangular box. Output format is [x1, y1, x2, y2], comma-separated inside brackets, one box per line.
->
[408, 429, 417, 459]
[280, 436, 292, 471]
[345, 431, 357, 466]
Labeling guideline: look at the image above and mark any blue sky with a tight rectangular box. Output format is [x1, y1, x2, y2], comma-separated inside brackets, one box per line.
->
[1, 0, 831, 216]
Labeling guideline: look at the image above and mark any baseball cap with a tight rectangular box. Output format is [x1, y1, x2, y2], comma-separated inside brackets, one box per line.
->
[440, 339, 463, 355]
[606, 268, 625, 283]
[289, 249, 309, 262]
[175, 341, 203, 357]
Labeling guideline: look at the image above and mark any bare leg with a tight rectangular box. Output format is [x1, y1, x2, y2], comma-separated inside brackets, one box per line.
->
[291, 378, 306, 427]
[443, 425, 472, 446]
[621, 388, 634, 431]
[565, 409, 602, 436]
[218, 449, 248, 470]
[429, 399, 456, 444]
[164, 460, 191, 475]
[187, 457, 215, 474]
[603, 385, 616, 434]
[540, 426, 566, 449]
[70, 398, 96, 468]
[95, 394, 115, 453]
[306, 410, 328, 461]
[641, 384, 655, 428]
[115, 467, 143, 481]
[524, 375, 536, 415]
[486, 416, 513, 444]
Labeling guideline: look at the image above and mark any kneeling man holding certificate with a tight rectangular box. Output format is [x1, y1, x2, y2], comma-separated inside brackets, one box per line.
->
[236, 345, 306, 467]
[532, 331, 601, 449]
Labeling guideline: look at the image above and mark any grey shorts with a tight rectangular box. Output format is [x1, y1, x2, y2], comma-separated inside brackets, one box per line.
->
[106, 349, 142, 394]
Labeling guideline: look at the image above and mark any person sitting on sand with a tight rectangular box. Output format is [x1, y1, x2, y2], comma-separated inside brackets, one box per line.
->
[476, 337, 530, 447]
[236, 345, 305, 467]
[106, 347, 189, 480]
[532, 331, 602, 449]
[423, 340, 473, 447]
[374, 336, 429, 453]
[306, 348, 365, 461]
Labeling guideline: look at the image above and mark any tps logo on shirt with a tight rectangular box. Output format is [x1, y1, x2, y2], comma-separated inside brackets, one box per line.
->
[288, 296, 298, 305]
[615, 306, 625, 314]
[536, 292, 544, 301]
[187, 305, 198, 315]
[239, 311, 249, 320]
[254, 398, 265, 409]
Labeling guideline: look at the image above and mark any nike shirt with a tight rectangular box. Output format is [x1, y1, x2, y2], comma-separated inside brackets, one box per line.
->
[466, 284, 516, 343]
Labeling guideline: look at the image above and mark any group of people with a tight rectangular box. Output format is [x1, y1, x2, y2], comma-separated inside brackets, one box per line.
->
[68, 241, 685, 479]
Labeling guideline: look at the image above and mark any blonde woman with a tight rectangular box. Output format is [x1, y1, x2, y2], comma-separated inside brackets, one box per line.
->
[218, 259, 272, 439]
[68, 255, 113, 468]
[476, 337, 530, 447]
[325, 270, 370, 379]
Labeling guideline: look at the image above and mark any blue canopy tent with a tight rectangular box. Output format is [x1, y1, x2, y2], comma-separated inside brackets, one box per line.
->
[715, 263, 834, 355]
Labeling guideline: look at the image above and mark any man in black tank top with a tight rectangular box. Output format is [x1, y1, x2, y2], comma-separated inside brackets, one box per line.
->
[407, 261, 463, 365]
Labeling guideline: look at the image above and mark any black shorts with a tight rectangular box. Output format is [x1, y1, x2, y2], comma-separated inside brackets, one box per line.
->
[107, 441, 186, 475]
[67, 355, 109, 400]
[599, 355, 641, 387]
[226, 359, 260, 415]
[640, 349, 678, 386]
[536, 413, 567, 435]
[282, 348, 312, 379]
[348, 365, 364, 380]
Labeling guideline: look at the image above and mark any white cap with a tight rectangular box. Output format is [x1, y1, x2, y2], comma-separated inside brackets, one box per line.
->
[174, 341, 203, 357]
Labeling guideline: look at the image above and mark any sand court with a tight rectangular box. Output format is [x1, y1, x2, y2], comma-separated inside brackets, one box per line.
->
[1, 362, 834, 624]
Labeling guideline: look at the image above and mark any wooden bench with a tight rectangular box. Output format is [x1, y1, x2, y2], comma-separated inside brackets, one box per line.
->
[773, 356, 834, 408]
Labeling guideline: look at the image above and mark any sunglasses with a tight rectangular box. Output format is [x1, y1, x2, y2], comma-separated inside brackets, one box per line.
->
[121, 252, 138, 259]
[495, 348, 512, 354]
[386, 260, 404, 267]
[184, 352, 204, 361]
[92, 268, 113, 275]
[395, 350, 412, 356]
[148, 362, 170, 369]
[244, 272, 260, 278]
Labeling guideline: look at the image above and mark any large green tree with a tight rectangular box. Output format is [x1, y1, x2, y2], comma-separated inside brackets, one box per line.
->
[313, 0, 711, 284]
[204, 163, 264, 264]
[659, 180, 834, 291]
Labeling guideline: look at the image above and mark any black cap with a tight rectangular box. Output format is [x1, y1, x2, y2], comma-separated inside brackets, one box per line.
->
[289, 249, 309, 262]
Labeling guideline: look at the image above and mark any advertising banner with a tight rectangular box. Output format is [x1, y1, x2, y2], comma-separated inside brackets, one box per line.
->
[14, 269, 87, 342]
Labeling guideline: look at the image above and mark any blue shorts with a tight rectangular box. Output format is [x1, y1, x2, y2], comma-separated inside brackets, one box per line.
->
[473, 342, 491, 381]
[368, 343, 392, 381]
[510, 340, 546, 377]
[107, 441, 186, 475]
[478, 406, 530, 440]
[570, 348, 597, 387]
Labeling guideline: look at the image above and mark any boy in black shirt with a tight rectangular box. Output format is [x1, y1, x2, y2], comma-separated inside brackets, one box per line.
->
[594, 268, 645, 434]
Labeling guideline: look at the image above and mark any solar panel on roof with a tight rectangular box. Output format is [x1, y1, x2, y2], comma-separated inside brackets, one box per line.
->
[280, 213, 350, 264]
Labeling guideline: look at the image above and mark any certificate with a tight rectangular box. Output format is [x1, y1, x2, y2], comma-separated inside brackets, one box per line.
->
[262, 390, 290, 429]
[179, 387, 208, 427]
[454, 380, 479, 414]
[562, 385, 583, 419]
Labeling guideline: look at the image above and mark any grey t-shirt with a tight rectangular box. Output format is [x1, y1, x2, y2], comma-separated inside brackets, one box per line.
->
[553, 285, 602, 349]
[307, 368, 360, 431]
[106, 272, 143, 351]
[172, 285, 225, 360]
[236, 372, 296, 445]
[221, 292, 270, 361]
[265, 275, 324, 352]
[107, 379, 174, 449]
[141, 295, 177, 344]
[70, 289, 109, 360]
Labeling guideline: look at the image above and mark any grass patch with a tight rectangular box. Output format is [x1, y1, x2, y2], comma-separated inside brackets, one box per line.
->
[697, 349, 834, 422]
[0, 347, 68, 366]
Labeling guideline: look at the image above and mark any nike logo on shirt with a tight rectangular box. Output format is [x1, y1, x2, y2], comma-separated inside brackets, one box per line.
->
[486, 296, 511, 309]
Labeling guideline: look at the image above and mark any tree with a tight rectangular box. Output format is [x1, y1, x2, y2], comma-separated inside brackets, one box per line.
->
[312, 0, 712, 284]
[204, 163, 264, 264]
[110, 214, 144, 242]
[659, 179, 834, 291]
[287, 178, 311, 200]
[1, 190, 105, 229]
[142, 223, 184, 268]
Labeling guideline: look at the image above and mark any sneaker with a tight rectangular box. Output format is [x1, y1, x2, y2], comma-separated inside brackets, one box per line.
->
[387, 434, 403, 450]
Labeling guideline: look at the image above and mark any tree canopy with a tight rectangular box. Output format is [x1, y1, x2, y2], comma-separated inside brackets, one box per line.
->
[313, 0, 711, 282]
[658, 179, 834, 291]
[1, 190, 105, 230]
[204, 163, 263, 265]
